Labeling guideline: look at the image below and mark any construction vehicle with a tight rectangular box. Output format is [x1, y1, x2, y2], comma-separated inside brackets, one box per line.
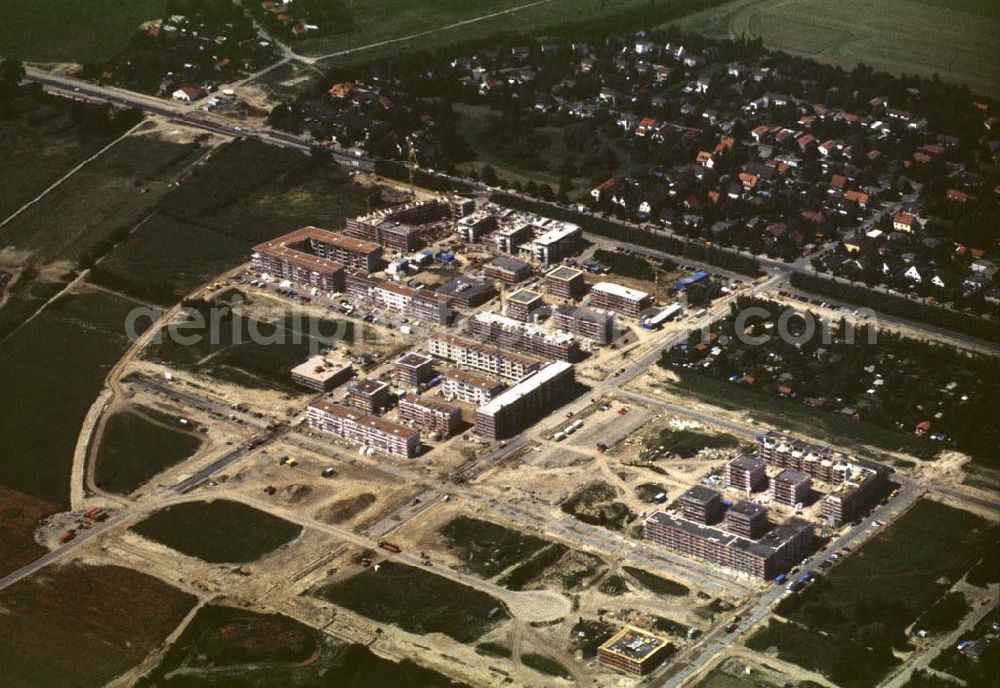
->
[378, 540, 401, 554]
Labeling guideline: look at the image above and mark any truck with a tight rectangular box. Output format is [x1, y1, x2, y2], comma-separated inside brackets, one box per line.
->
[378, 540, 401, 554]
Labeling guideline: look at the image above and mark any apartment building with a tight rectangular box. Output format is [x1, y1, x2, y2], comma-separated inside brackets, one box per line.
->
[725, 454, 766, 493]
[553, 304, 616, 345]
[441, 367, 506, 406]
[394, 352, 434, 386]
[307, 401, 420, 458]
[346, 378, 392, 415]
[518, 222, 582, 264]
[496, 224, 533, 254]
[544, 265, 586, 299]
[644, 511, 813, 579]
[290, 355, 353, 392]
[589, 282, 653, 318]
[724, 500, 768, 539]
[252, 226, 382, 282]
[474, 361, 575, 440]
[372, 281, 454, 325]
[484, 255, 532, 284]
[456, 210, 498, 243]
[679, 486, 724, 524]
[436, 276, 497, 308]
[770, 468, 811, 507]
[504, 288, 545, 322]
[470, 312, 579, 361]
[821, 466, 887, 526]
[398, 395, 461, 437]
[428, 333, 542, 383]
[345, 199, 451, 251]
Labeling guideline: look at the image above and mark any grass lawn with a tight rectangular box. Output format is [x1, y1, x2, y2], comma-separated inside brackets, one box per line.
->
[315, 561, 509, 643]
[93, 407, 204, 495]
[0, 288, 146, 507]
[132, 500, 303, 563]
[0, 0, 165, 64]
[673, 0, 1000, 95]
[0, 562, 195, 688]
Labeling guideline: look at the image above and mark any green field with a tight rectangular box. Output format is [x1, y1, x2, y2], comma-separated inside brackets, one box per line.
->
[315, 561, 509, 642]
[622, 566, 690, 596]
[756, 499, 998, 687]
[93, 407, 204, 495]
[138, 604, 470, 687]
[0, 563, 195, 688]
[144, 308, 353, 392]
[0, 130, 199, 273]
[673, 0, 1000, 94]
[0, 0, 165, 64]
[0, 94, 125, 222]
[440, 515, 550, 578]
[661, 368, 940, 461]
[132, 500, 303, 563]
[0, 288, 146, 507]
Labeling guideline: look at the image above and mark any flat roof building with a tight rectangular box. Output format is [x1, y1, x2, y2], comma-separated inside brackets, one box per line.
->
[590, 282, 653, 318]
[519, 222, 582, 264]
[725, 500, 768, 539]
[475, 361, 575, 440]
[456, 211, 497, 242]
[771, 468, 811, 507]
[484, 255, 532, 284]
[725, 454, 766, 493]
[679, 485, 724, 524]
[290, 355, 353, 392]
[307, 401, 420, 458]
[544, 265, 586, 299]
[553, 304, 616, 345]
[394, 352, 434, 386]
[373, 281, 454, 325]
[436, 276, 497, 308]
[346, 378, 392, 415]
[597, 626, 672, 676]
[505, 288, 545, 322]
[644, 511, 813, 579]
[345, 199, 451, 251]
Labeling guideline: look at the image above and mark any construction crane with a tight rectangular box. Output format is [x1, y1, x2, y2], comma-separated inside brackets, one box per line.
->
[406, 135, 419, 187]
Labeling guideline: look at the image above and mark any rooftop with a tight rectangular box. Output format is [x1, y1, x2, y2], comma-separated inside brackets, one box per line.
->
[486, 255, 531, 272]
[442, 366, 505, 390]
[437, 276, 496, 300]
[728, 500, 767, 519]
[729, 453, 764, 471]
[681, 485, 721, 505]
[774, 468, 811, 486]
[599, 625, 670, 661]
[350, 378, 389, 396]
[546, 265, 584, 281]
[308, 401, 418, 440]
[396, 352, 433, 368]
[478, 361, 573, 416]
[290, 355, 351, 381]
[592, 281, 650, 301]
[507, 288, 544, 305]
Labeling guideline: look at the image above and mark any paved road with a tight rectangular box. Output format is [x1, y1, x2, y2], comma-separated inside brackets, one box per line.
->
[25, 67, 997, 356]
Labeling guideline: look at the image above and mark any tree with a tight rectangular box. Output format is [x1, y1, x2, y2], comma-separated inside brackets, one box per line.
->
[481, 165, 498, 187]
[0, 57, 25, 101]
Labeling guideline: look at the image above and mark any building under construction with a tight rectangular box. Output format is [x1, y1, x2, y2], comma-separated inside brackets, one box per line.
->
[597, 626, 672, 676]
[345, 199, 453, 251]
[398, 395, 461, 437]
